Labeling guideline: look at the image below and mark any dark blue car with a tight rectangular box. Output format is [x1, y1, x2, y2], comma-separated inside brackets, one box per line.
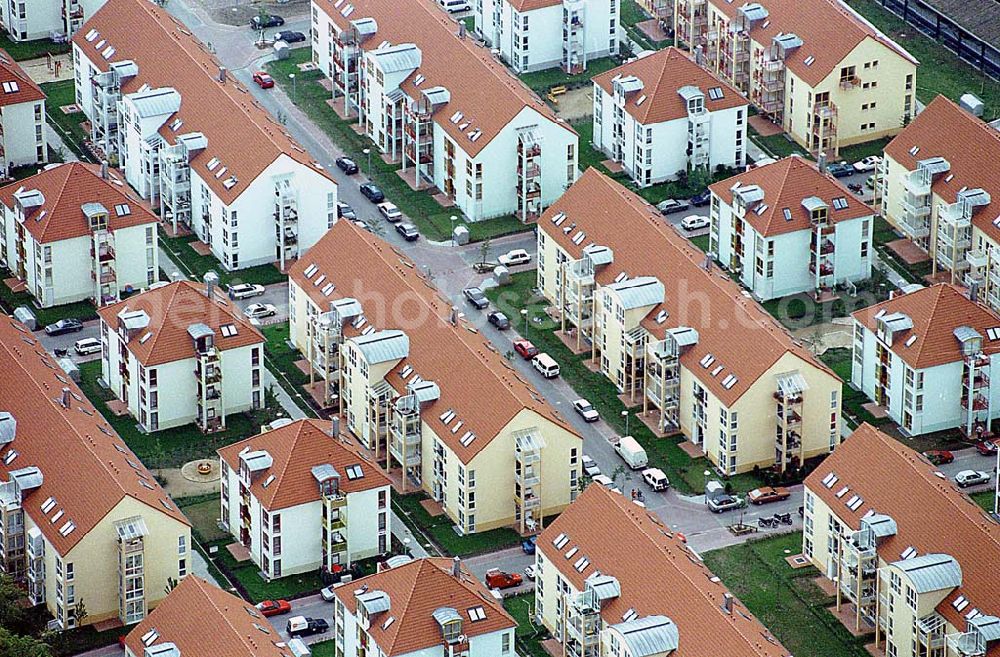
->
[521, 535, 537, 554]
[689, 189, 711, 207]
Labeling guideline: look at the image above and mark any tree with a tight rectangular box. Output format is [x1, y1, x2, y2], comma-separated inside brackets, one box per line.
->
[0, 574, 24, 630]
[71, 598, 87, 628]
[478, 239, 492, 266]
[0, 628, 52, 657]
[609, 464, 632, 489]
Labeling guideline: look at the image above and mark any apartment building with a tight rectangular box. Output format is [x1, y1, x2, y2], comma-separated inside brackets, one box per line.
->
[803, 423, 1000, 656]
[851, 283, 1000, 437]
[98, 279, 265, 433]
[333, 557, 517, 657]
[674, 0, 918, 156]
[0, 163, 158, 308]
[217, 419, 392, 579]
[537, 169, 841, 474]
[73, 0, 338, 272]
[311, 0, 578, 222]
[474, 0, 619, 73]
[0, 0, 104, 42]
[879, 96, 1000, 305]
[0, 49, 46, 171]
[123, 576, 290, 657]
[536, 484, 788, 657]
[0, 316, 190, 630]
[592, 47, 748, 187]
[288, 221, 582, 534]
[710, 155, 874, 300]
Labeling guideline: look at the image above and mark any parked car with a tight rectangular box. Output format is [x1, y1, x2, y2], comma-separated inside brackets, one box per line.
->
[680, 215, 710, 231]
[244, 303, 277, 319]
[44, 318, 84, 336]
[287, 616, 329, 637]
[485, 569, 522, 590]
[250, 14, 284, 29]
[853, 155, 881, 172]
[865, 174, 877, 189]
[572, 399, 599, 422]
[395, 222, 419, 241]
[336, 157, 359, 174]
[689, 189, 711, 206]
[274, 30, 306, 43]
[922, 450, 954, 465]
[975, 439, 999, 456]
[825, 162, 854, 178]
[955, 470, 991, 488]
[531, 353, 560, 378]
[641, 467, 670, 491]
[524, 564, 537, 580]
[256, 600, 291, 617]
[320, 586, 336, 602]
[463, 286, 489, 309]
[513, 339, 538, 359]
[592, 474, 620, 492]
[360, 182, 385, 203]
[521, 535, 537, 554]
[252, 71, 274, 89]
[73, 337, 102, 356]
[337, 201, 357, 220]
[748, 486, 791, 505]
[228, 283, 265, 300]
[378, 202, 403, 222]
[581, 454, 600, 477]
[498, 249, 532, 267]
[439, 0, 472, 12]
[705, 480, 745, 513]
[657, 198, 690, 215]
[614, 435, 648, 470]
[487, 311, 510, 329]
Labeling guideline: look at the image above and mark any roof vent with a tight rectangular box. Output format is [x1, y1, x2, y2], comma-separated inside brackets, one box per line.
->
[0, 412, 15, 448]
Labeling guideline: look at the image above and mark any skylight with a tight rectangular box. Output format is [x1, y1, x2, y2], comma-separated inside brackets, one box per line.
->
[468, 606, 486, 622]
[821, 472, 838, 488]
[345, 464, 364, 480]
[553, 533, 570, 549]
[708, 87, 724, 100]
[803, 56, 815, 66]
[220, 324, 238, 338]
[1, 81, 19, 93]
[900, 546, 917, 560]
[832, 197, 848, 210]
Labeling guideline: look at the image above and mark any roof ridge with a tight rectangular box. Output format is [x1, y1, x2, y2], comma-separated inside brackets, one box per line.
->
[195, 576, 265, 653]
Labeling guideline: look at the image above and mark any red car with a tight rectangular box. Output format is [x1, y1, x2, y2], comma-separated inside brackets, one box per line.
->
[485, 569, 522, 590]
[253, 71, 274, 89]
[975, 440, 999, 456]
[922, 450, 955, 465]
[256, 599, 291, 617]
[747, 486, 791, 505]
[513, 339, 538, 359]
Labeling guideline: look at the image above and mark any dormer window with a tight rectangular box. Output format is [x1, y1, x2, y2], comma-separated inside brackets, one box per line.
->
[442, 619, 462, 643]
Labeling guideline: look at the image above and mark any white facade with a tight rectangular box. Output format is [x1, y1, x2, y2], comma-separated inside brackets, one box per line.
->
[0, 99, 46, 170]
[475, 0, 619, 73]
[0, 0, 105, 41]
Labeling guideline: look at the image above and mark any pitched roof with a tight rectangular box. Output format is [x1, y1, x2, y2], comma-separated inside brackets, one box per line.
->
[0, 48, 45, 107]
[805, 423, 1000, 636]
[709, 156, 872, 237]
[73, 0, 335, 205]
[314, 0, 574, 157]
[125, 576, 289, 657]
[592, 48, 746, 125]
[0, 163, 158, 243]
[217, 419, 391, 510]
[0, 316, 188, 555]
[289, 221, 578, 462]
[507, 0, 561, 10]
[705, 0, 917, 87]
[97, 281, 264, 366]
[538, 485, 788, 657]
[852, 283, 1000, 369]
[883, 95, 1000, 244]
[332, 558, 516, 656]
[540, 168, 835, 405]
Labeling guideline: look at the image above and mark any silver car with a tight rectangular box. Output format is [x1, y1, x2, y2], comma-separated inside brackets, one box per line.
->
[955, 470, 991, 488]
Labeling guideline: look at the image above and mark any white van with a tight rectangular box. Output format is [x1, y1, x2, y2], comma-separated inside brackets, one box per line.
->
[73, 337, 102, 356]
[439, 0, 471, 12]
[531, 353, 560, 378]
[614, 435, 648, 470]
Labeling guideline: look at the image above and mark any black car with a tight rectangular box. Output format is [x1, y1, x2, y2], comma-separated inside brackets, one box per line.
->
[488, 311, 510, 330]
[287, 617, 329, 637]
[274, 30, 307, 44]
[463, 286, 488, 309]
[44, 318, 84, 336]
[337, 201, 356, 220]
[657, 198, 690, 215]
[360, 182, 385, 203]
[826, 162, 854, 178]
[689, 189, 711, 207]
[249, 14, 284, 29]
[336, 157, 359, 175]
[395, 222, 419, 241]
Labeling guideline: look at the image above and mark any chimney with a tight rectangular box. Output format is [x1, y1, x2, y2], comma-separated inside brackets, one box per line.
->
[218, 66, 227, 83]
[702, 253, 713, 272]
[450, 306, 459, 325]
[458, 22, 466, 39]
[331, 415, 341, 438]
[451, 556, 462, 578]
[722, 592, 734, 614]
[204, 271, 219, 299]
[100, 160, 109, 179]
[970, 279, 981, 304]
[60, 387, 72, 409]
[817, 151, 827, 173]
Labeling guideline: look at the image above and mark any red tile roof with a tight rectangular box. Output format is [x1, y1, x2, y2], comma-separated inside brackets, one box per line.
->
[97, 281, 264, 367]
[289, 221, 578, 462]
[73, 0, 335, 205]
[0, 163, 158, 243]
[540, 168, 836, 405]
[217, 419, 391, 510]
[805, 423, 1000, 639]
[125, 576, 289, 657]
[709, 156, 872, 237]
[332, 557, 516, 656]
[0, 48, 45, 107]
[314, 0, 574, 157]
[851, 283, 1000, 369]
[883, 95, 1000, 244]
[592, 48, 746, 125]
[507, 0, 561, 9]
[0, 316, 188, 555]
[538, 485, 788, 657]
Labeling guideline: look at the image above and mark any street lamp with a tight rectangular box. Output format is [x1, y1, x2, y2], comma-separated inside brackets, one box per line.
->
[621, 410, 629, 437]
[703, 469, 712, 494]
[288, 73, 297, 102]
[362, 147, 372, 177]
[450, 215, 457, 246]
[520, 308, 528, 337]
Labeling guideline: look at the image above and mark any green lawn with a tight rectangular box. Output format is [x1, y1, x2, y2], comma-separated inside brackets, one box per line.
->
[503, 593, 549, 657]
[158, 229, 287, 287]
[174, 494, 227, 543]
[750, 129, 811, 160]
[838, 138, 893, 164]
[393, 492, 524, 557]
[871, 216, 932, 284]
[703, 534, 872, 657]
[265, 51, 533, 244]
[210, 537, 325, 603]
[972, 490, 996, 514]
[0, 33, 70, 60]
[41, 80, 93, 163]
[519, 56, 620, 93]
[620, 0, 668, 52]
[261, 323, 319, 418]
[689, 234, 710, 252]
[309, 641, 336, 657]
[0, 267, 99, 325]
[759, 268, 893, 330]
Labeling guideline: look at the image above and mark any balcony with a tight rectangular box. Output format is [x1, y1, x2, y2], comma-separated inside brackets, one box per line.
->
[812, 239, 835, 255]
[839, 76, 861, 90]
[809, 261, 834, 277]
[962, 393, 988, 411]
[967, 249, 988, 269]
